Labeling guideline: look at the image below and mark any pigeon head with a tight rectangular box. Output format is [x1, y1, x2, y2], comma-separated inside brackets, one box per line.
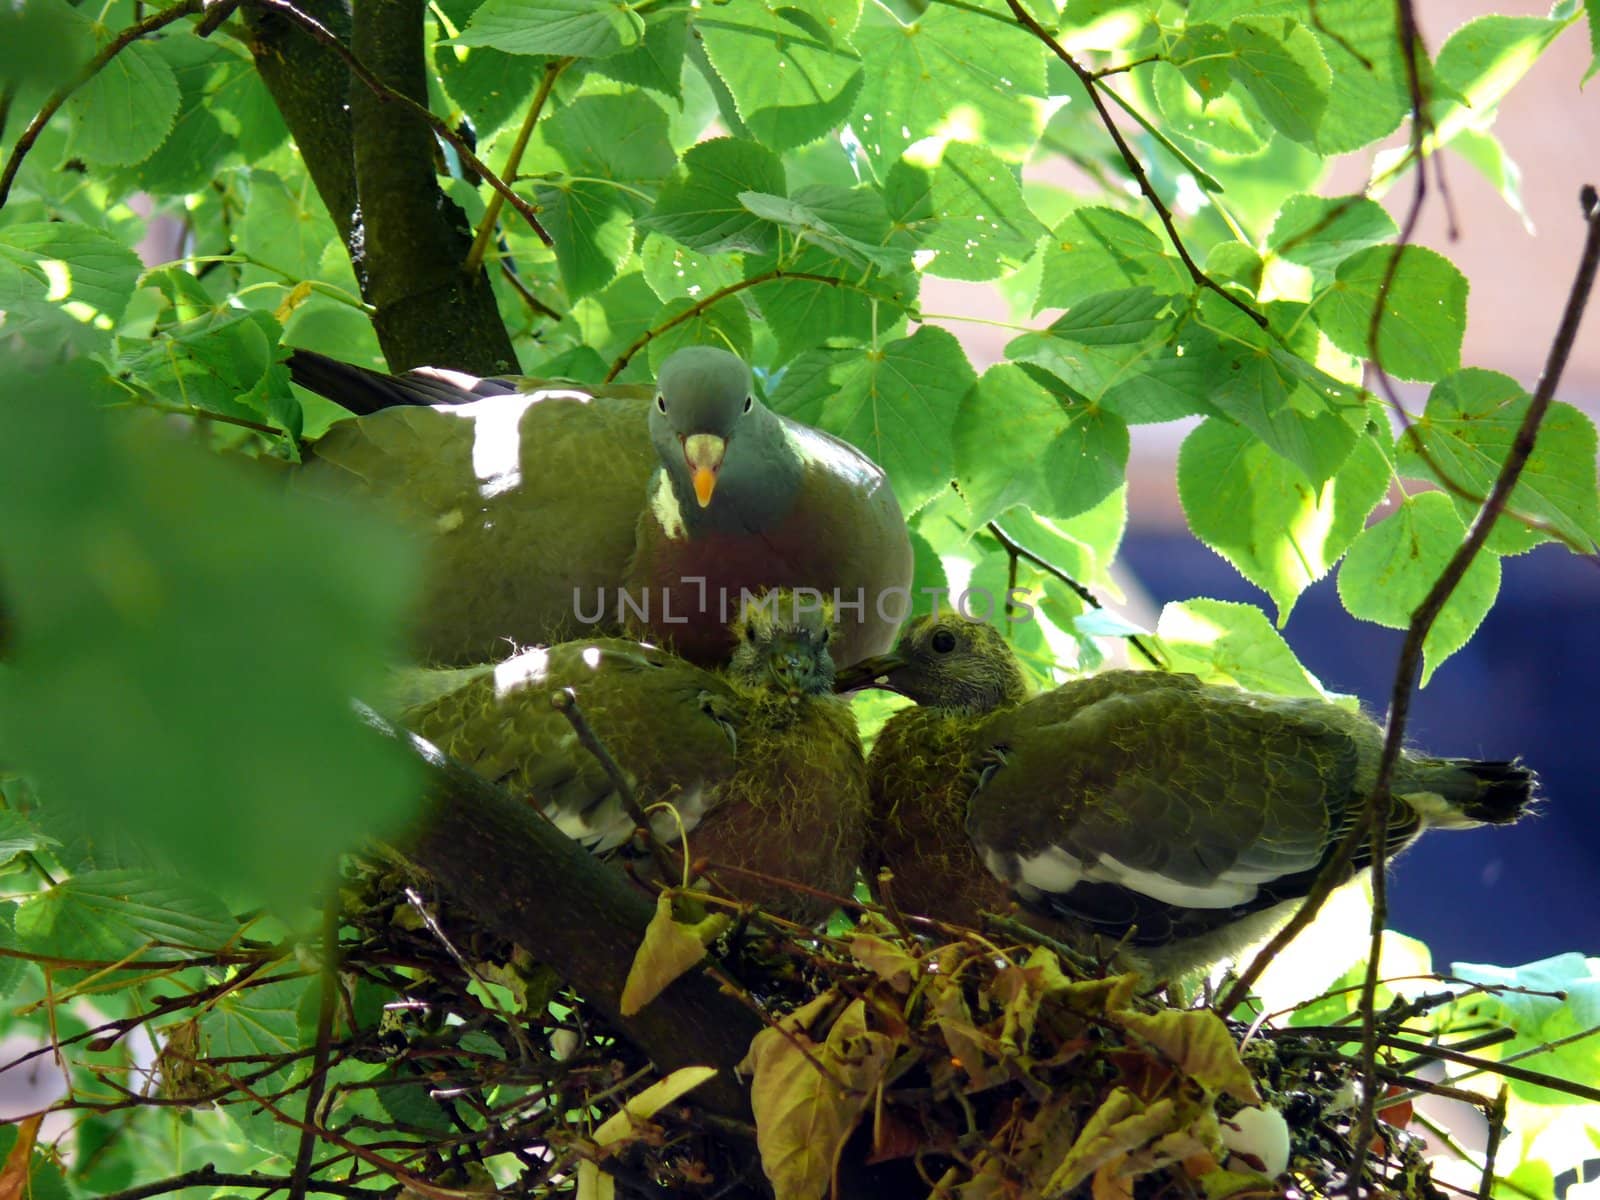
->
[649, 346, 789, 516]
[727, 589, 838, 698]
[835, 613, 1029, 713]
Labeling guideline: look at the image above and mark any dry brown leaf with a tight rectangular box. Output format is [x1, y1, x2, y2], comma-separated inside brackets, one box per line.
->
[927, 975, 1007, 1091]
[847, 932, 920, 994]
[1109, 1009, 1260, 1105]
[1042, 1087, 1182, 1197]
[0, 1114, 43, 1200]
[740, 994, 894, 1200]
[620, 892, 731, 1017]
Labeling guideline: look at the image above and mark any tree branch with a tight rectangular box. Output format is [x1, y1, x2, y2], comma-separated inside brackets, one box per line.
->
[371, 709, 762, 1122]
[241, 0, 359, 244]
[346, 0, 517, 372]
[1220, 186, 1600, 1032]
[999, 0, 1268, 329]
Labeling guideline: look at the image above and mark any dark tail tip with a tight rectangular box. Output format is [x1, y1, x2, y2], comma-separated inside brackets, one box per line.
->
[1453, 758, 1540, 824]
[286, 349, 507, 416]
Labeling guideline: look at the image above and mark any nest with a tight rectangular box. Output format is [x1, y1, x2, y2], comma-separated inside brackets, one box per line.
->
[285, 856, 1474, 1200]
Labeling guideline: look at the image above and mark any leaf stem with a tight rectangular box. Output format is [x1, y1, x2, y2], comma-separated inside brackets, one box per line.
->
[465, 56, 570, 275]
[603, 268, 847, 381]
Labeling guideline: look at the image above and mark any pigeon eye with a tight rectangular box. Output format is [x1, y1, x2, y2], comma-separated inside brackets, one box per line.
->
[931, 629, 958, 654]
[655, 394, 667, 413]
[742, 395, 753, 414]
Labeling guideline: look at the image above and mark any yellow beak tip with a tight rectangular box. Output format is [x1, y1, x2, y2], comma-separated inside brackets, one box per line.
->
[692, 468, 717, 507]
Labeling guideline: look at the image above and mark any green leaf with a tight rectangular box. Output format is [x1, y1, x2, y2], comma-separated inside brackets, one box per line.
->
[200, 975, 311, 1091]
[127, 37, 242, 197]
[0, 371, 423, 909]
[738, 185, 906, 271]
[642, 138, 787, 254]
[954, 363, 1128, 529]
[1226, 16, 1331, 146]
[454, 0, 642, 57]
[1267, 194, 1397, 275]
[1034, 207, 1189, 313]
[1586, 0, 1599, 84]
[434, 11, 540, 138]
[1314, 244, 1468, 382]
[851, 0, 1045, 166]
[1009, 289, 1229, 428]
[769, 325, 975, 513]
[0, 809, 54, 866]
[117, 308, 295, 430]
[535, 178, 636, 298]
[743, 242, 912, 358]
[1448, 955, 1600, 1107]
[639, 232, 744, 301]
[591, 8, 689, 97]
[1179, 421, 1389, 624]
[1169, 21, 1233, 98]
[1150, 59, 1270, 155]
[696, 0, 864, 150]
[1153, 598, 1326, 697]
[1300, 0, 1409, 155]
[0, 0, 95, 98]
[14, 870, 238, 962]
[64, 37, 180, 166]
[1430, 14, 1569, 147]
[236, 168, 343, 285]
[1449, 126, 1533, 233]
[884, 143, 1046, 282]
[544, 90, 675, 182]
[0, 902, 28, 999]
[1396, 368, 1600, 554]
[1336, 491, 1501, 684]
[645, 294, 755, 373]
[0, 221, 142, 350]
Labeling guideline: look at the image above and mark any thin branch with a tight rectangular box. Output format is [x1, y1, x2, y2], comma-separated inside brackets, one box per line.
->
[0, 0, 205, 209]
[96, 1165, 372, 1200]
[984, 521, 1165, 670]
[289, 896, 342, 1200]
[499, 259, 564, 322]
[241, 0, 551, 246]
[550, 687, 680, 884]
[602, 268, 848, 381]
[999, 0, 1268, 329]
[1347, 182, 1600, 1194]
[464, 56, 570, 274]
[1091, 54, 1161, 80]
[1478, 1086, 1508, 1200]
[1221, 185, 1600, 1024]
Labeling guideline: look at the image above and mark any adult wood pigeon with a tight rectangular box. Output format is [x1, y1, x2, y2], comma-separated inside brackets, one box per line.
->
[838, 615, 1539, 978]
[290, 347, 913, 670]
[401, 590, 868, 923]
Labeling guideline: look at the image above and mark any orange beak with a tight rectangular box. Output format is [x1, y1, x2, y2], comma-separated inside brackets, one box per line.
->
[683, 434, 726, 508]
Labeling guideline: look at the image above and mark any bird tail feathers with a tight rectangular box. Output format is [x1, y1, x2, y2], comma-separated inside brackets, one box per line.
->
[1413, 758, 1539, 827]
[288, 349, 509, 415]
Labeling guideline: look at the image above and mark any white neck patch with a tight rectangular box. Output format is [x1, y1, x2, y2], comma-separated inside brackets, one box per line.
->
[649, 470, 687, 541]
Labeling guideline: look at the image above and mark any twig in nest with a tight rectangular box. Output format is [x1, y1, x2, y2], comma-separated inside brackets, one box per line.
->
[550, 687, 680, 884]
